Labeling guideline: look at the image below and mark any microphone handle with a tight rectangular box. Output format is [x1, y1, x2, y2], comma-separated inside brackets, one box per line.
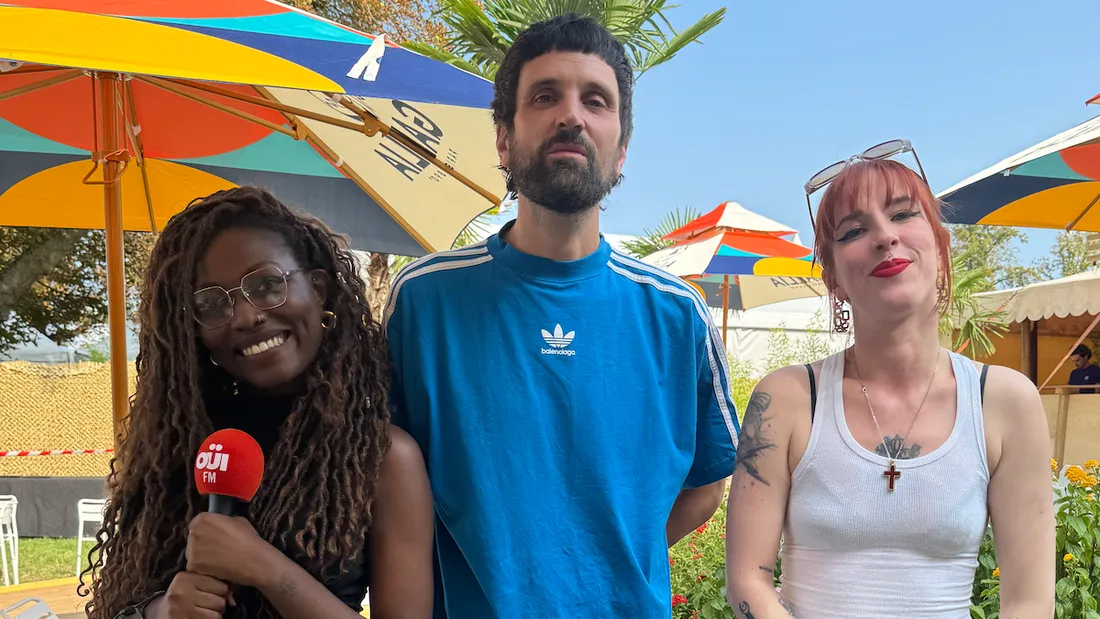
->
[208, 494, 245, 516]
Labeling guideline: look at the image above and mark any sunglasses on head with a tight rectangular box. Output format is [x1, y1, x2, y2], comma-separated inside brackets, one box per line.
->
[803, 139, 928, 229]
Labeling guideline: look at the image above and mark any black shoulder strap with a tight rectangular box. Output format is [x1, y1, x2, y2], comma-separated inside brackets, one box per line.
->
[980, 364, 989, 406]
[806, 363, 817, 421]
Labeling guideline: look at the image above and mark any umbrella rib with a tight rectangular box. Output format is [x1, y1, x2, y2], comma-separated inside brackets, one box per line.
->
[164, 78, 371, 134]
[163, 78, 503, 207]
[123, 79, 157, 234]
[0, 69, 82, 103]
[134, 76, 297, 139]
[1066, 189, 1100, 231]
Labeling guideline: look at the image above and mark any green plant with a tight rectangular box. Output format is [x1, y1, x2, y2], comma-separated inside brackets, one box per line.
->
[406, 0, 726, 80]
[669, 488, 735, 619]
[619, 207, 702, 259]
[970, 459, 1100, 618]
[941, 256, 1009, 359]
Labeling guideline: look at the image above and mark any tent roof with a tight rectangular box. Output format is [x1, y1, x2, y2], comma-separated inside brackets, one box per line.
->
[975, 268, 1100, 322]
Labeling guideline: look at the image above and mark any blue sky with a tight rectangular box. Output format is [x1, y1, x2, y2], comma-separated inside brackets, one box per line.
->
[586, 0, 1100, 266]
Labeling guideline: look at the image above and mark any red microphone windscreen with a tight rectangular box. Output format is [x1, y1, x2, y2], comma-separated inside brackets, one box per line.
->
[194, 429, 265, 502]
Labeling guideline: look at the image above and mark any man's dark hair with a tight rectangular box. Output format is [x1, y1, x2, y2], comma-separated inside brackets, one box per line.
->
[491, 13, 634, 146]
[1074, 344, 1093, 360]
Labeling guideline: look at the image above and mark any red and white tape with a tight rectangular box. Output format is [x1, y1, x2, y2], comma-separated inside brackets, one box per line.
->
[0, 449, 113, 457]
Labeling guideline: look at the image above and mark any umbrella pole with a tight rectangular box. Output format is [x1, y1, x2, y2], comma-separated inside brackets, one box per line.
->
[720, 275, 730, 348]
[97, 73, 130, 446]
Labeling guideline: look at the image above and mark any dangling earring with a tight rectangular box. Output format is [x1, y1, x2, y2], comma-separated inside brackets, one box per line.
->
[321, 310, 337, 330]
[832, 296, 851, 333]
[232, 381, 239, 396]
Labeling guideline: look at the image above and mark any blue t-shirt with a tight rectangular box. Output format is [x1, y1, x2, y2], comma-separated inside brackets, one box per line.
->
[384, 223, 739, 619]
[1070, 364, 1100, 394]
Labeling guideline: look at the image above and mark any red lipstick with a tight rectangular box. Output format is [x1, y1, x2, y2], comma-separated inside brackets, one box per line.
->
[871, 258, 911, 278]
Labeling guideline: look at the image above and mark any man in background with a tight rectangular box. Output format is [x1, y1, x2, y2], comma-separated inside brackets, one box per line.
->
[1069, 344, 1100, 394]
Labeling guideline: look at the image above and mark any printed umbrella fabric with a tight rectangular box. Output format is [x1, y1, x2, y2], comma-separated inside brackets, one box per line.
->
[937, 113, 1100, 232]
[662, 201, 799, 242]
[0, 0, 503, 256]
[643, 228, 826, 311]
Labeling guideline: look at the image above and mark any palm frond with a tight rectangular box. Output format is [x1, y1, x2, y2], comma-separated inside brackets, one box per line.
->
[618, 206, 700, 258]
[939, 257, 1009, 358]
[634, 9, 725, 75]
[408, 0, 727, 81]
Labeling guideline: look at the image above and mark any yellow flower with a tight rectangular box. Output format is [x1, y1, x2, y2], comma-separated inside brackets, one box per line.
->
[991, 567, 1000, 578]
[1086, 459, 1099, 470]
[1086, 475, 1099, 489]
[1053, 458, 1060, 472]
[1066, 466, 1087, 484]
[1065, 553, 1076, 562]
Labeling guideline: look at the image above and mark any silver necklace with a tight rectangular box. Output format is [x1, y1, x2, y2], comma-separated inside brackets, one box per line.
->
[851, 348, 941, 492]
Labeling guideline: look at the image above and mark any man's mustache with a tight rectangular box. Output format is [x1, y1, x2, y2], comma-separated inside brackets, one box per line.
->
[539, 129, 595, 160]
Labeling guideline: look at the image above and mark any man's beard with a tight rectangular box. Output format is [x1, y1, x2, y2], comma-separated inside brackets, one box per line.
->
[507, 129, 619, 215]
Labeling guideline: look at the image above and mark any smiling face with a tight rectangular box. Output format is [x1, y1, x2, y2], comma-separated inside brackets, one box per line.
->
[194, 227, 327, 393]
[496, 51, 627, 214]
[815, 160, 950, 321]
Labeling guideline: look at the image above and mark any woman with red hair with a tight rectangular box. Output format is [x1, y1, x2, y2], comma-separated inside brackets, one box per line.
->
[724, 141, 1055, 618]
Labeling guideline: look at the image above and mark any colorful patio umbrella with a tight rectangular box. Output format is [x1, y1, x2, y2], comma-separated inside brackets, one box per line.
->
[938, 114, 1100, 231]
[663, 201, 799, 242]
[642, 227, 825, 344]
[0, 0, 503, 439]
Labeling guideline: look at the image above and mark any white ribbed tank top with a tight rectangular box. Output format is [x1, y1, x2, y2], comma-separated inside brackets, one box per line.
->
[779, 350, 990, 618]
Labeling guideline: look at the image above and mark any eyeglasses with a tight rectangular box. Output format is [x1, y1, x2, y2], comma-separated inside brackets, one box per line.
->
[803, 138, 928, 228]
[191, 266, 306, 329]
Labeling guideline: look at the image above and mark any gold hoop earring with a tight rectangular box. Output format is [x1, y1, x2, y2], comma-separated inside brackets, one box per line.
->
[321, 310, 337, 330]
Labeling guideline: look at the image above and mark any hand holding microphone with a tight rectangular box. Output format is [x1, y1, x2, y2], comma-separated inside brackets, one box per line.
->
[186, 429, 270, 587]
[144, 429, 267, 619]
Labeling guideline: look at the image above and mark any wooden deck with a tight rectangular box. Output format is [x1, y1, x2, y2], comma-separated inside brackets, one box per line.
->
[0, 578, 86, 618]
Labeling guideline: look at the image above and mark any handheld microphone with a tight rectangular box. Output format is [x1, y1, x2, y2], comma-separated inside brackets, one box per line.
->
[194, 429, 265, 516]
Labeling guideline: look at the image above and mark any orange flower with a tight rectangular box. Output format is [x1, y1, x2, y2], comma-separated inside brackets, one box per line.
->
[1066, 465, 1087, 484]
[991, 567, 1000, 578]
[1052, 458, 1059, 473]
[1085, 459, 1099, 470]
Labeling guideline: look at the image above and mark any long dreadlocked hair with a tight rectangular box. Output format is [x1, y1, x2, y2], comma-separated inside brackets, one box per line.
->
[79, 186, 392, 619]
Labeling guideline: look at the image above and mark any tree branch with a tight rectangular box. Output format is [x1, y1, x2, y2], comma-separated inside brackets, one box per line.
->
[0, 229, 86, 320]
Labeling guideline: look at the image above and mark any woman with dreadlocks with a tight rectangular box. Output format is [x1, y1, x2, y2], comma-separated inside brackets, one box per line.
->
[80, 186, 434, 619]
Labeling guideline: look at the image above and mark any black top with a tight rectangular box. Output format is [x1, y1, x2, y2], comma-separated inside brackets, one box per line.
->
[207, 388, 371, 613]
[1069, 364, 1100, 394]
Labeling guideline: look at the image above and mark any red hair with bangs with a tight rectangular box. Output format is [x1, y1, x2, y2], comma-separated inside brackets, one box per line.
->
[812, 159, 953, 312]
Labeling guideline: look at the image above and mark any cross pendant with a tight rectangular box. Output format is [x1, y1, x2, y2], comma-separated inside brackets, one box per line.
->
[884, 460, 901, 492]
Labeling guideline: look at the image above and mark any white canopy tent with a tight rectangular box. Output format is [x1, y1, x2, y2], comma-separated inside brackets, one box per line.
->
[972, 268, 1100, 467]
[975, 268, 1100, 323]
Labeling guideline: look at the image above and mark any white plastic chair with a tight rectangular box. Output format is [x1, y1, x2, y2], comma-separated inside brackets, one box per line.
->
[0, 495, 17, 586]
[75, 498, 106, 577]
[0, 597, 59, 619]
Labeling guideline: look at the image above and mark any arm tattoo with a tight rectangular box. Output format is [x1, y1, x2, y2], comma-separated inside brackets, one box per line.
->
[758, 565, 774, 575]
[735, 392, 776, 486]
[738, 602, 756, 619]
[875, 434, 922, 459]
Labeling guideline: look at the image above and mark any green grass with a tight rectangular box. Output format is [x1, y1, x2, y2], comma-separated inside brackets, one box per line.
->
[7, 537, 80, 583]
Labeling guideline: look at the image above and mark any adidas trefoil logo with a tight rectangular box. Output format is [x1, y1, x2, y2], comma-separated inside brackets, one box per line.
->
[541, 324, 576, 356]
